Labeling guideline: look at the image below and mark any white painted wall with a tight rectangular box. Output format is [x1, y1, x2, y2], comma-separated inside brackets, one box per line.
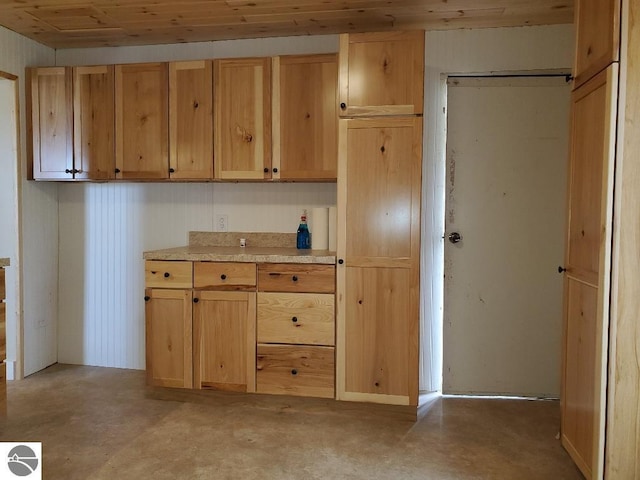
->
[0, 26, 57, 378]
[421, 24, 575, 392]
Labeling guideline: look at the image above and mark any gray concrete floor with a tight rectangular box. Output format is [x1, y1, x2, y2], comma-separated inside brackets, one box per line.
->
[0, 364, 583, 479]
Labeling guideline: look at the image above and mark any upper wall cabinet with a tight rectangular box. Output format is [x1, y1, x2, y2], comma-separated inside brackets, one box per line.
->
[214, 58, 271, 180]
[339, 31, 424, 117]
[573, 0, 620, 88]
[73, 66, 115, 181]
[27, 67, 73, 180]
[272, 54, 338, 181]
[115, 62, 169, 180]
[169, 60, 213, 180]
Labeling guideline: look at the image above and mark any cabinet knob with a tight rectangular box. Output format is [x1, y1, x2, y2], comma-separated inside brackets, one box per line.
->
[340, 102, 347, 110]
[292, 275, 298, 282]
[193, 298, 199, 303]
[264, 167, 269, 173]
[65, 169, 72, 174]
[169, 168, 175, 173]
[164, 272, 170, 278]
[115, 168, 121, 174]
[558, 266, 566, 273]
[292, 316, 298, 323]
[272, 167, 278, 173]
[144, 295, 150, 302]
[220, 274, 227, 280]
[338, 259, 344, 265]
[291, 369, 298, 376]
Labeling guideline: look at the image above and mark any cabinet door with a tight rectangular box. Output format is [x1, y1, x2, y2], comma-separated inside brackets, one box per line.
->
[272, 54, 337, 180]
[339, 31, 424, 117]
[561, 65, 617, 480]
[27, 67, 73, 180]
[115, 63, 169, 179]
[574, 0, 620, 88]
[193, 291, 256, 392]
[214, 58, 271, 180]
[73, 66, 115, 180]
[336, 117, 422, 406]
[145, 288, 193, 388]
[169, 60, 213, 180]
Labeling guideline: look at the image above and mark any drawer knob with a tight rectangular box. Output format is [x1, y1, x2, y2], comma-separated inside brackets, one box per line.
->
[193, 298, 199, 303]
[338, 259, 344, 265]
[292, 275, 298, 282]
[272, 167, 278, 173]
[164, 272, 170, 278]
[264, 167, 269, 173]
[340, 102, 347, 110]
[220, 274, 227, 280]
[291, 369, 298, 376]
[144, 296, 150, 302]
[291, 316, 298, 323]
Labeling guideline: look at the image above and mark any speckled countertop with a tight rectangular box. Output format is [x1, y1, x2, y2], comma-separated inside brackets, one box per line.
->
[0, 258, 9, 268]
[143, 232, 336, 265]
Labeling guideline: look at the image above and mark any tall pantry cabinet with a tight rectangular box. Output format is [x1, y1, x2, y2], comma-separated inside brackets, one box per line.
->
[336, 31, 424, 406]
[561, 0, 640, 478]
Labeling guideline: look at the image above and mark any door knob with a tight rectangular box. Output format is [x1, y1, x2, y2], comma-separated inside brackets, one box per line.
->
[448, 232, 462, 244]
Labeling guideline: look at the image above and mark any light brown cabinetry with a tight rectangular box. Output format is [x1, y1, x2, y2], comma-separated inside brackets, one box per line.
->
[338, 31, 424, 117]
[573, 0, 620, 88]
[73, 65, 115, 180]
[561, 65, 617, 480]
[272, 54, 337, 180]
[115, 62, 169, 179]
[0, 267, 4, 406]
[256, 263, 336, 399]
[27, 67, 73, 180]
[169, 60, 213, 180]
[214, 58, 271, 180]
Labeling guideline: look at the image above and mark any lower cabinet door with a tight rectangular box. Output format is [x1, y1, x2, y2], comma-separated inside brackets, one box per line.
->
[256, 344, 335, 398]
[145, 288, 193, 388]
[193, 291, 256, 392]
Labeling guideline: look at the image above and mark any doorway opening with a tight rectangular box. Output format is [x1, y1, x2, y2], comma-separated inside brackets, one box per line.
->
[440, 74, 571, 398]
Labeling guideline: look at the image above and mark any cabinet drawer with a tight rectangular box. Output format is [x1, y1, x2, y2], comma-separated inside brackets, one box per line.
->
[257, 293, 334, 346]
[145, 261, 193, 288]
[194, 262, 256, 289]
[0, 269, 4, 299]
[258, 264, 335, 293]
[0, 303, 5, 360]
[256, 344, 335, 398]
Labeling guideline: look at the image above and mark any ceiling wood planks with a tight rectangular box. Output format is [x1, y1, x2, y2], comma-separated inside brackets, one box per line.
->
[0, 0, 574, 48]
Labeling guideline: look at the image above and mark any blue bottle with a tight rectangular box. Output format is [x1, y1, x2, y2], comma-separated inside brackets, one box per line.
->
[297, 211, 311, 249]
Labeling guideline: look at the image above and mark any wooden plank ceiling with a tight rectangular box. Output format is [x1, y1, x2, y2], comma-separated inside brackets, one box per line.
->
[0, 0, 574, 49]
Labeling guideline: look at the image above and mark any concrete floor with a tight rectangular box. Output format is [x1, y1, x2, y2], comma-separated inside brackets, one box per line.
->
[0, 364, 583, 479]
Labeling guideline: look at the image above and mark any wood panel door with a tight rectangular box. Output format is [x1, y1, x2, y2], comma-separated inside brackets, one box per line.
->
[169, 60, 213, 180]
[27, 67, 73, 180]
[214, 58, 271, 180]
[336, 116, 422, 406]
[115, 62, 169, 179]
[561, 65, 618, 480]
[193, 291, 256, 392]
[272, 54, 337, 180]
[339, 31, 424, 117]
[73, 65, 115, 180]
[145, 288, 193, 388]
[574, 0, 620, 88]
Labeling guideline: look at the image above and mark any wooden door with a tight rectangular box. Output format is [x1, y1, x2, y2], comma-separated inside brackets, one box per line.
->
[574, 0, 620, 88]
[214, 58, 271, 180]
[272, 54, 337, 180]
[561, 65, 618, 480]
[27, 67, 73, 180]
[193, 291, 256, 392]
[336, 116, 422, 406]
[169, 60, 213, 180]
[145, 288, 193, 388]
[339, 31, 424, 117]
[73, 65, 115, 180]
[115, 63, 169, 179]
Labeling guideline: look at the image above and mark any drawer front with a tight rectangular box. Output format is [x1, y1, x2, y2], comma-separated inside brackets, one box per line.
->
[257, 293, 334, 346]
[256, 344, 335, 398]
[258, 264, 335, 293]
[194, 262, 256, 289]
[0, 269, 4, 300]
[145, 261, 193, 289]
[0, 303, 4, 360]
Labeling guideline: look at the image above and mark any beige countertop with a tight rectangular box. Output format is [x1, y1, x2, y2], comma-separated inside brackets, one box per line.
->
[143, 246, 336, 265]
[0, 258, 9, 268]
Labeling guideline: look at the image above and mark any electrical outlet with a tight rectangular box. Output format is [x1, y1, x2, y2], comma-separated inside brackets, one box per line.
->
[216, 214, 228, 232]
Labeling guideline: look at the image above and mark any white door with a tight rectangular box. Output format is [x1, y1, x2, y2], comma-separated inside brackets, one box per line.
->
[443, 76, 570, 397]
